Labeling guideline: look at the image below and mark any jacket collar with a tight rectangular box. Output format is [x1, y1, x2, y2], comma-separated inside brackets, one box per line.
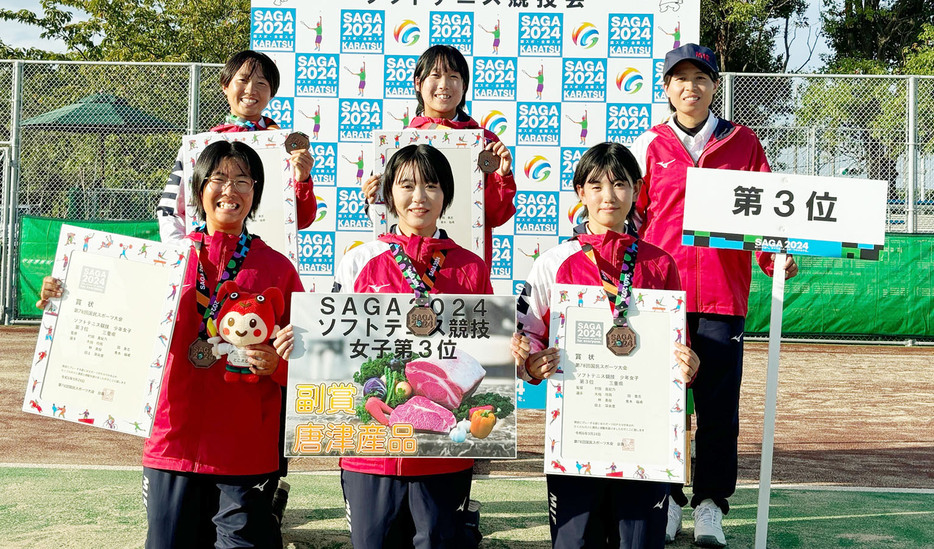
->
[380, 228, 456, 269]
[573, 222, 638, 266]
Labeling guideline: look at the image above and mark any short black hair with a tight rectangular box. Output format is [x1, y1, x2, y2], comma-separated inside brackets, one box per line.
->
[220, 50, 280, 97]
[413, 45, 470, 117]
[190, 140, 265, 223]
[573, 142, 642, 220]
[381, 145, 455, 216]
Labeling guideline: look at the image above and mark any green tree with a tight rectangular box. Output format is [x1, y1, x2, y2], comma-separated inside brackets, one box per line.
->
[0, 0, 250, 63]
[903, 23, 934, 75]
[700, 0, 809, 73]
[822, 0, 934, 73]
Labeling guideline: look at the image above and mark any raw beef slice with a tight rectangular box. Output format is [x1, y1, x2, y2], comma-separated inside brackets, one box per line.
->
[405, 350, 486, 410]
[389, 396, 456, 433]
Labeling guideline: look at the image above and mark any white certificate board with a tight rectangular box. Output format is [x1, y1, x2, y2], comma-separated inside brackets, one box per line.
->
[370, 130, 485, 256]
[23, 225, 188, 437]
[682, 167, 887, 259]
[182, 130, 299, 266]
[544, 285, 687, 483]
[285, 292, 517, 458]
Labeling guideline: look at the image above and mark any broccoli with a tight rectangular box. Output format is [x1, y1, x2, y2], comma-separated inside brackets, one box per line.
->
[454, 393, 515, 422]
[352, 355, 394, 385]
[354, 402, 373, 424]
[353, 354, 411, 419]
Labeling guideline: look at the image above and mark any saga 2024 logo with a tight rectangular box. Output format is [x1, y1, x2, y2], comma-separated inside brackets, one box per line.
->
[384, 56, 417, 99]
[608, 14, 653, 57]
[563, 59, 607, 101]
[514, 192, 559, 235]
[250, 8, 295, 51]
[340, 10, 384, 53]
[519, 13, 562, 56]
[297, 231, 335, 275]
[295, 54, 338, 96]
[606, 104, 650, 145]
[473, 58, 518, 100]
[429, 12, 473, 54]
[336, 188, 372, 231]
[338, 100, 382, 142]
[517, 103, 560, 146]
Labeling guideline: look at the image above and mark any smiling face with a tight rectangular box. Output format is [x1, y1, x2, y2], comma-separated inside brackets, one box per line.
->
[223, 61, 272, 121]
[576, 169, 642, 235]
[391, 161, 444, 237]
[201, 157, 254, 235]
[664, 60, 719, 127]
[415, 60, 466, 119]
[219, 309, 270, 347]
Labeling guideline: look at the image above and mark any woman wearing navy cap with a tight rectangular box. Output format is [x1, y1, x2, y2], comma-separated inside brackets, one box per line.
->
[629, 43, 798, 547]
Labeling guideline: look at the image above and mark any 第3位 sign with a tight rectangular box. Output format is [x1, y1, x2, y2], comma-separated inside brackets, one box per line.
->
[681, 168, 886, 260]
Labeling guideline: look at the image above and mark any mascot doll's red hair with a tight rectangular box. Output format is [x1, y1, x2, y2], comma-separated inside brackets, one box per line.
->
[209, 281, 284, 383]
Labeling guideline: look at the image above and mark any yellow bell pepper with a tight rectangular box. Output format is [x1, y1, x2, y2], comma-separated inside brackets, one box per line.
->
[469, 409, 496, 439]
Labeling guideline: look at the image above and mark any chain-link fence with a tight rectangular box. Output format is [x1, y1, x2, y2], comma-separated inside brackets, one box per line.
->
[8, 61, 226, 220]
[723, 73, 934, 233]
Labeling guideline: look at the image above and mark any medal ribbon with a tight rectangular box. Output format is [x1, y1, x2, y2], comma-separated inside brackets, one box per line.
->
[581, 239, 639, 327]
[193, 228, 253, 339]
[388, 242, 447, 303]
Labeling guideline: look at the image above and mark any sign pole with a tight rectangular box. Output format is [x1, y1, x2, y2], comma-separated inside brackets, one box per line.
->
[754, 252, 787, 548]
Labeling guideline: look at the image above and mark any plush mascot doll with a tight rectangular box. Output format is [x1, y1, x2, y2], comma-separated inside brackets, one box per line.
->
[209, 280, 284, 383]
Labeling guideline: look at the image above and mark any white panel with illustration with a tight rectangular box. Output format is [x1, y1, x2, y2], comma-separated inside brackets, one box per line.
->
[23, 226, 188, 437]
[544, 285, 687, 482]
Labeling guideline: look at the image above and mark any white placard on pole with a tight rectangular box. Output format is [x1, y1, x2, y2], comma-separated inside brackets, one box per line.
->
[683, 167, 886, 259]
[681, 168, 887, 548]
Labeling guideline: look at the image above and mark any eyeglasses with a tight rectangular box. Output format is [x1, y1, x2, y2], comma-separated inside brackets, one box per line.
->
[204, 176, 255, 193]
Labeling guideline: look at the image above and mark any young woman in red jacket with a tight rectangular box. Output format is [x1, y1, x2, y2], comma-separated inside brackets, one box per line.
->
[362, 44, 517, 266]
[515, 142, 699, 549]
[276, 145, 492, 548]
[156, 50, 317, 244]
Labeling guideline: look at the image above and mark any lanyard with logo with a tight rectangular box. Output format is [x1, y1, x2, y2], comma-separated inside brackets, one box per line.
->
[187, 229, 253, 368]
[388, 242, 447, 337]
[581, 238, 639, 356]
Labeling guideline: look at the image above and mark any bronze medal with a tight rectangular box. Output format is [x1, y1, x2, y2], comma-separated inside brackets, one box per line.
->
[284, 131, 310, 153]
[188, 338, 218, 368]
[477, 149, 500, 173]
[407, 306, 437, 337]
[606, 325, 637, 356]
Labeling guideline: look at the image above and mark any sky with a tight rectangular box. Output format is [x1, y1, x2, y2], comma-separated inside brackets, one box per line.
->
[1, 1, 831, 72]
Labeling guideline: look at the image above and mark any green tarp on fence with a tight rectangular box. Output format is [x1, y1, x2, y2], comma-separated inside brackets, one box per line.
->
[746, 235, 934, 339]
[17, 216, 159, 319]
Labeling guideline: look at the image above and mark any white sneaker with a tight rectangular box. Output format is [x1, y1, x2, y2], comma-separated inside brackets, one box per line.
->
[665, 496, 682, 543]
[693, 499, 726, 547]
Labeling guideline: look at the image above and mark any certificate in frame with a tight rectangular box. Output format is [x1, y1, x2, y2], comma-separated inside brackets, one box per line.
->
[22, 225, 188, 437]
[370, 129, 485, 258]
[181, 130, 300, 267]
[544, 284, 687, 482]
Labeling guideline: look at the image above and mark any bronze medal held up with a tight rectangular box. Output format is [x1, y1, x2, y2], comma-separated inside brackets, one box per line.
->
[478, 149, 500, 173]
[284, 131, 310, 153]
